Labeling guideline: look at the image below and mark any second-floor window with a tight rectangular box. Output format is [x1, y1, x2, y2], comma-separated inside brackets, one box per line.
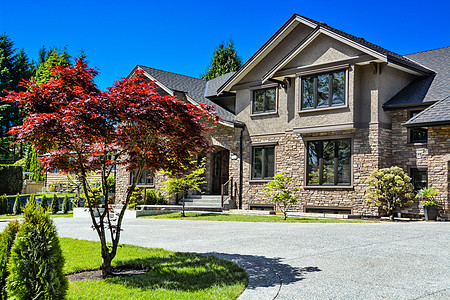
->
[301, 69, 345, 110]
[253, 87, 276, 114]
[130, 169, 154, 186]
[409, 111, 427, 143]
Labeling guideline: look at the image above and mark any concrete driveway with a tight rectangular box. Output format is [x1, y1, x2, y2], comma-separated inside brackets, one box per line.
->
[1, 218, 449, 299]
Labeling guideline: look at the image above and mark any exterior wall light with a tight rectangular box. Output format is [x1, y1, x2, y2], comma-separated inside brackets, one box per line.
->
[230, 153, 238, 160]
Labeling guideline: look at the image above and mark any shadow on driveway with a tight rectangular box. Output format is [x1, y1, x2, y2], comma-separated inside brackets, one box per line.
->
[200, 252, 321, 290]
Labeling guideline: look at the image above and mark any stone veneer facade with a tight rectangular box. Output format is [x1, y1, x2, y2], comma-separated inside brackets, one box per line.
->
[116, 109, 448, 217]
[236, 126, 391, 216]
[115, 118, 239, 204]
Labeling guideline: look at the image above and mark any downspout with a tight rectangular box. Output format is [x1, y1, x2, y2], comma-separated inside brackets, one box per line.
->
[239, 126, 244, 209]
[234, 122, 246, 209]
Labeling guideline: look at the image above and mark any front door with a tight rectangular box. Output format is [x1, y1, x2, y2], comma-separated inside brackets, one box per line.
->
[212, 149, 229, 195]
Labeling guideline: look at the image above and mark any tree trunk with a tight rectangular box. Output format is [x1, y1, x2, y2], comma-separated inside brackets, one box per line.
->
[389, 213, 395, 221]
[181, 194, 185, 217]
[101, 251, 113, 277]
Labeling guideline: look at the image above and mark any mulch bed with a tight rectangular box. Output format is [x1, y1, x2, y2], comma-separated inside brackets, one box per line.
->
[67, 267, 149, 281]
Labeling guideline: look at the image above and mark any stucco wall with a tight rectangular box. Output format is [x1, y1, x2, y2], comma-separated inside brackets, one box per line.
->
[239, 23, 314, 83]
[285, 33, 364, 68]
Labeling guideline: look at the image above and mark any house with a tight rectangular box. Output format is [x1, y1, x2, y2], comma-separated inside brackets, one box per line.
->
[116, 14, 449, 217]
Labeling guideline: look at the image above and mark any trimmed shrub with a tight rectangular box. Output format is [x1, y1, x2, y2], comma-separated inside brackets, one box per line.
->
[146, 189, 168, 205]
[0, 195, 7, 215]
[62, 195, 69, 214]
[51, 194, 59, 214]
[129, 187, 143, 209]
[28, 194, 36, 209]
[39, 195, 48, 211]
[0, 220, 20, 300]
[84, 188, 101, 208]
[0, 165, 22, 195]
[12, 194, 21, 215]
[6, 204, 68, 299]
[71, 194, 80, 208]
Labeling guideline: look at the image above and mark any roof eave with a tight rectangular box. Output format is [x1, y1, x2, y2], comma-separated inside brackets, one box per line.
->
[217, 14, 308, 95]
[383, 101, 435, 111]
[403, 120, 450, 128]
[387, 56, 435, 76]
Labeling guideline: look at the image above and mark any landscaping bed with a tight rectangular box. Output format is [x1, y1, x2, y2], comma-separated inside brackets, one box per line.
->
[140, 212, 379, 223]
[61, 238, 247, 299]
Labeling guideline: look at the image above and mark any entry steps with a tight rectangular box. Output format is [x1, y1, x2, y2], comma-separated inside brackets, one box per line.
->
[179, 195, 223, 212]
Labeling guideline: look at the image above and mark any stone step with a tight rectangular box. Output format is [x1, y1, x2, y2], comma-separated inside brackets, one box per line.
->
[183, 203, 222, 207]
[183, 199, 222, 203]
[185, 195, 222, 200]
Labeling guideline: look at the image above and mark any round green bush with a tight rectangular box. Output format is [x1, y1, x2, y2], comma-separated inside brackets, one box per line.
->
[6, 205, 68, 299]
[0, 220, 20, 300]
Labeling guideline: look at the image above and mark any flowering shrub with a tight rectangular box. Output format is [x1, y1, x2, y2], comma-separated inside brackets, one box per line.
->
[365, 166, 414, 220]
[416, 187, 438, 207]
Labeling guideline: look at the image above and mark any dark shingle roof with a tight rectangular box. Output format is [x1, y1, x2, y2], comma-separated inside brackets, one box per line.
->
[383, 47, 450, 109]
[403, 96, 450, 127]
[204, 72, 235, 98]
[138, 65, 235, 123]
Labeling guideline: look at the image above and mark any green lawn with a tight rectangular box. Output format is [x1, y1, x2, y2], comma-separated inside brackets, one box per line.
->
[141, 212, 378, 223]
[0, 213, 73, 219]
[61, 238, 247, 300]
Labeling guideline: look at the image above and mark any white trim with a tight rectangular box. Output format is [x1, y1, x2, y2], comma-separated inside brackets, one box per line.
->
[217, 16, 304, 94]
[262, 27, 388, 83]
[319, 28, 387, 62]
[138, 66, 175, 97]
[262, 30, 321, 83]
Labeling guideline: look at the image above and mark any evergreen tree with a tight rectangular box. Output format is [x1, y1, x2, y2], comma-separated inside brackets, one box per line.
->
[200, 39, 242, 80]
[77, 49, 88, 64]
[62, 195, 69, 214]
[0, 35, 34, 145]
[12, 194, 20, 215]
[39, 195, 48, 211]
[28, 194, 36, 209]
[34, 48, 71, 84]
[0, 195, 7, 215]
[37, 45, 47, 65]
[51, 194, 59, 214]
[6, 204, 68, 299]
[23, 145, 44, 181]
[0, 220, 20, 299]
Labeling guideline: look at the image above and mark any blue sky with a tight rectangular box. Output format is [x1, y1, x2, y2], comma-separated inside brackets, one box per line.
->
[1, 0, 449, 90]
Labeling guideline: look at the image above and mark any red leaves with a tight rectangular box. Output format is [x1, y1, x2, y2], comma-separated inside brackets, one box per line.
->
[3, 62, 213, 177]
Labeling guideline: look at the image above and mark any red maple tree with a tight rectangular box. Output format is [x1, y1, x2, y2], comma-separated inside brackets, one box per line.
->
[5, 60, 215, 276]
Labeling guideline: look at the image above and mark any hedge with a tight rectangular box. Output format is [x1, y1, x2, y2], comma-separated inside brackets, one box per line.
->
[0, 165, 22, 195]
